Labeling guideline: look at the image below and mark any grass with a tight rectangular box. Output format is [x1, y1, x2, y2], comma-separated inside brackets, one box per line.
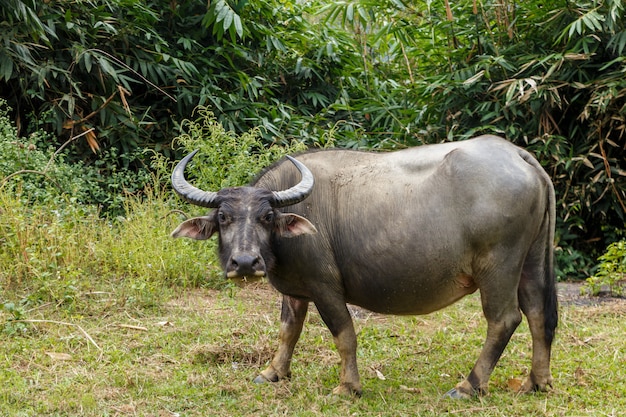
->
[2, 192, 626, 416]
[2, 281, 626, 416]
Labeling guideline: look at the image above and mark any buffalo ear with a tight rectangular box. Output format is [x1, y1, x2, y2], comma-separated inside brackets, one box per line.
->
[171, 216, 217, 240]
[275, 212, 317, 238]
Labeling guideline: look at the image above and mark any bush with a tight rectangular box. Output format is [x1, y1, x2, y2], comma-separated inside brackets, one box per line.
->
[0, 99, 217, 313]
[1, 109, 311, 318]
[0, 99, 151, 216]
[583, 239, 626, 296]
[166, 107, 308, 193]
[0, 184, 219, 314]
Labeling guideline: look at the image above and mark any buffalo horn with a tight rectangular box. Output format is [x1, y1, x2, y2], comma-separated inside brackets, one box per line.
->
[171, 150, 220, 208]
[172, 152, 314, 209]
[271, 155, 315, 208]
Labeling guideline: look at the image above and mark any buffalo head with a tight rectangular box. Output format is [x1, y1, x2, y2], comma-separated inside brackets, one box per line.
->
[170, 151, 317, 279]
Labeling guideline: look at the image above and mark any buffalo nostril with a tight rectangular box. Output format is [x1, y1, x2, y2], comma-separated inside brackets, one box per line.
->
[233, 254, 257, 268]
[228, 254, 266, 278]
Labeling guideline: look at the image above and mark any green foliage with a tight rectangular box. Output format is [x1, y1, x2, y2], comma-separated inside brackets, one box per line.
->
[1, 108, 311, 320]
[177, 0, 362, 146]
[0, 100, 65, 203]
[0, 0, 352, 158]
[169, 107, 307, 192]
[584, 239, 626, 296]
[314, 0, 625, 276]
[0, 99, 151, 215]
[555, 244, 597, 283]
[1, 0, 180, 153]
[1, 301, 28, 336]
[0, 101, 224, 307]
[3, 0, 625, 277]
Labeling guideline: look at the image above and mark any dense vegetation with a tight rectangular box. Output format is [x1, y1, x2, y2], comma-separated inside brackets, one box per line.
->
[1, 0, 625, 280]
[1, 2, 626, 415]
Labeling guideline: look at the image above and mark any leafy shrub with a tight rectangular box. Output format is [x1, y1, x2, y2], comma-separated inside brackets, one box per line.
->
[555, 245, 596, 283]
[167, 107, 307, 193]
[0, 101, 71, 203]
[0, 99, 151, 216]
[1, 109, 310, 321]
[583, 240, 626, 296]
[0, 100, 217, 314]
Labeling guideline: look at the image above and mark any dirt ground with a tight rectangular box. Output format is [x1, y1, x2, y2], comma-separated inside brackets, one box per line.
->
[557, 281, 625, 306]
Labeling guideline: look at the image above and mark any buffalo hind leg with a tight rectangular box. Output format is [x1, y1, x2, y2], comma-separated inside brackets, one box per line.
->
[518, 267, 557, 393]
[254, 295, 308, 383]
[446, 284, 522, 399]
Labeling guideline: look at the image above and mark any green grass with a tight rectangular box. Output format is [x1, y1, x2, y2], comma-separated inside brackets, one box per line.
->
[3, 282, 626, 416]
[2, 192, 626, 416]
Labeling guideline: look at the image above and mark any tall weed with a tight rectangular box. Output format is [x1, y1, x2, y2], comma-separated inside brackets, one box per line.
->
[0, 186, 218, 318]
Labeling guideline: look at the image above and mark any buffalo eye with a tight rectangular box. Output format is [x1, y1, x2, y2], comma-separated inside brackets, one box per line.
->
[217, 210, 228, 224]
[262, 211, 274, 223]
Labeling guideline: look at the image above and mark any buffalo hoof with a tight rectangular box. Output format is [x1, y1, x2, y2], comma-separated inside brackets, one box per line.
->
[253, 373, 278, 384]
[443, 388, 472, 400]
[519, 375, 553, 393]
[332, 383, 362, 397]
[253, 366, 288, 384]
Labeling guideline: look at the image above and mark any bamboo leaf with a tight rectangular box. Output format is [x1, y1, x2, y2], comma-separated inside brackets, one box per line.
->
[98, 57, 119, 82]
[346, 3, 354, 22]
[582, 157, 595, 169]
[569, 19, 582, 37]
[582, 11, 604, 31]
[233, 14, 243, 38]
[462, 70, 485, 86]
[0, 52, 13, 81]
[223, 10, 233, 31]
[216, 1, 230, 23]
[83, 51, 92, 73]
[357, 5, 370, 22]
[607, 31, 626, 55]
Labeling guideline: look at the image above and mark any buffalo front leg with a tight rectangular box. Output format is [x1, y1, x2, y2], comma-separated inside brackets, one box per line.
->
[315, 300, 361, 396]
[254, 295, 308, 383]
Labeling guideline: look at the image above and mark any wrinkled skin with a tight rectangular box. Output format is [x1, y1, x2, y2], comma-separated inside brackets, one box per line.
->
[172, 135, 557, 398]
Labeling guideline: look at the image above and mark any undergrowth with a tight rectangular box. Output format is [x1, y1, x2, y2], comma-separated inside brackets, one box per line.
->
[165, 106, 308, 191]
[1, 105, 307, 331]
[583, 240, 626, 296]
[0, 186, 219, 317]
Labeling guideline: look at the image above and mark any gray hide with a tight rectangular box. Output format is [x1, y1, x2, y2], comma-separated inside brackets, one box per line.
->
[171, 135, 557, 398]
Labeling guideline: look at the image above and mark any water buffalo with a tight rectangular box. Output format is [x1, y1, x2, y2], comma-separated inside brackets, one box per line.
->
[170, 135, 557, 398]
